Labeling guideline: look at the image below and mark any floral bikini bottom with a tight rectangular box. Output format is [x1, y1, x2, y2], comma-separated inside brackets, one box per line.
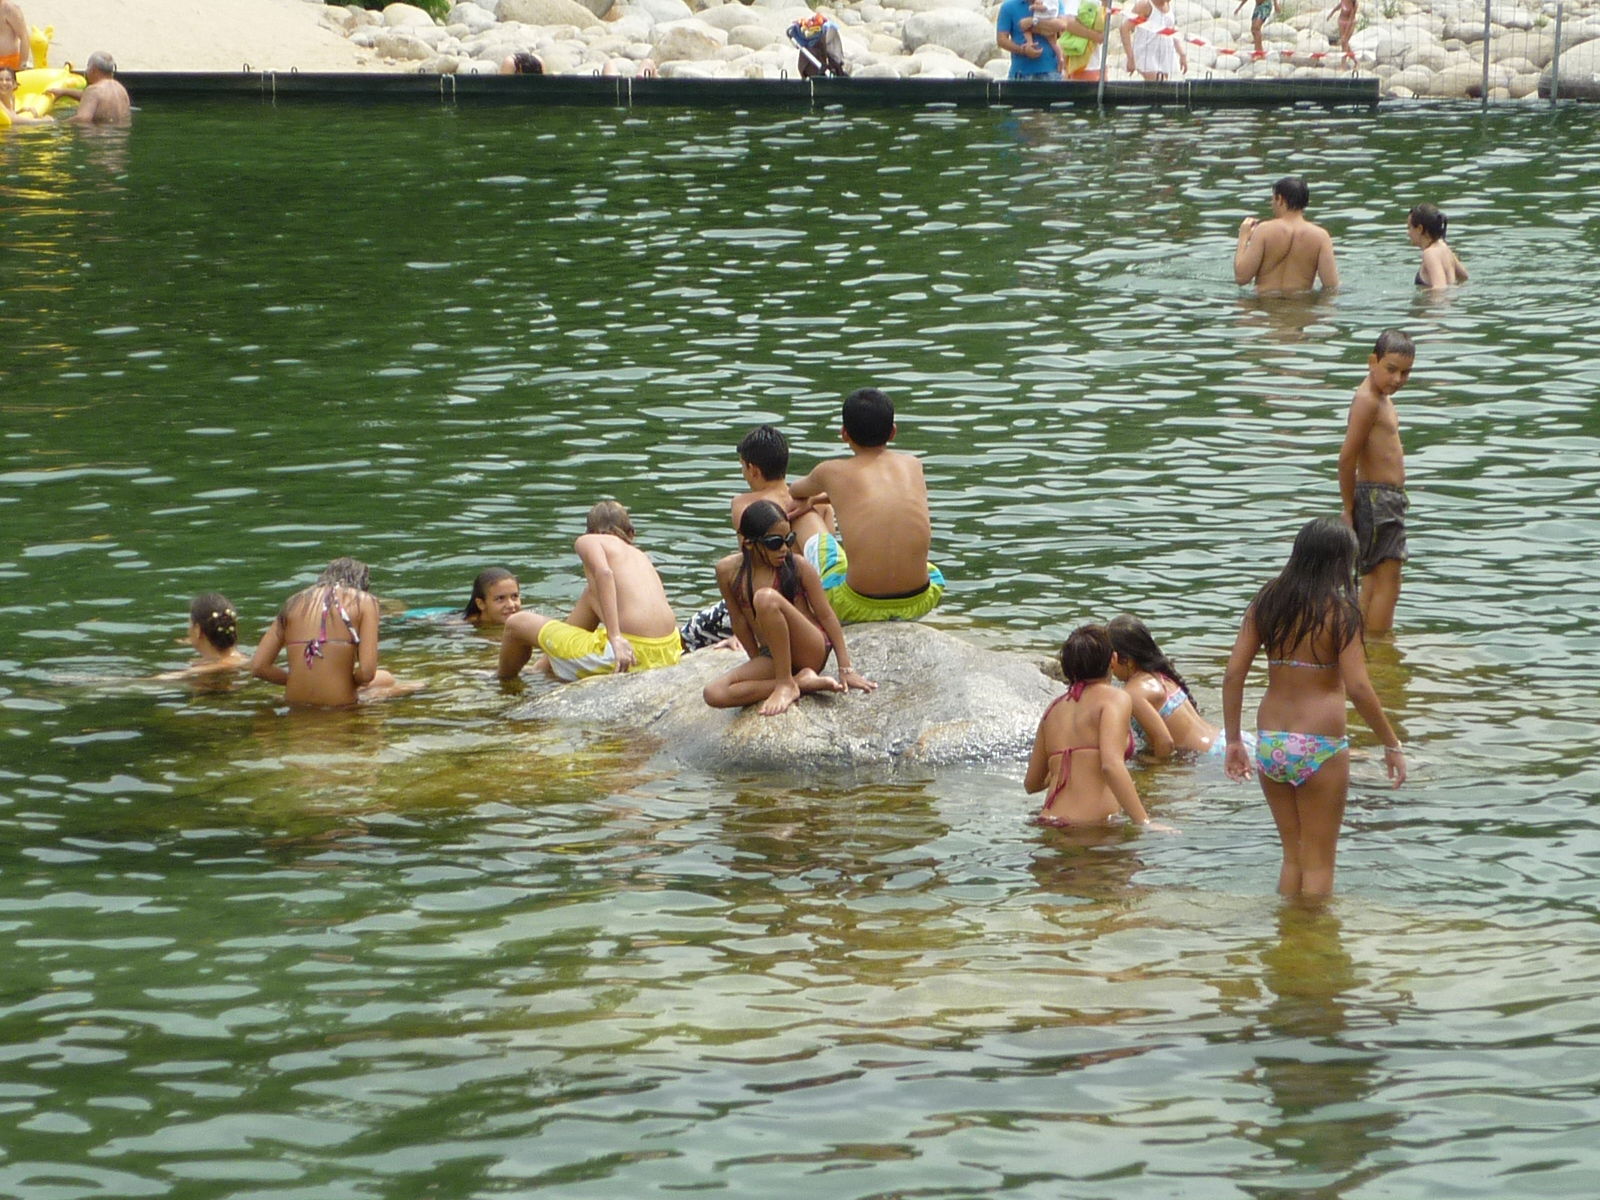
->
[1256, 730, 1349, 787]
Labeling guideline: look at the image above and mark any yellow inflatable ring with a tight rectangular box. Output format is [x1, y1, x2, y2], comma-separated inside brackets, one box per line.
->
[14, 67, 86, 118]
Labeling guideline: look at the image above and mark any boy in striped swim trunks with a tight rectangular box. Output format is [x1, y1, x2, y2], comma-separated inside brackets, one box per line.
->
[498, 500, 682, 682]
[1338, 329, 1415, 636]
[788, 387, 945, 625]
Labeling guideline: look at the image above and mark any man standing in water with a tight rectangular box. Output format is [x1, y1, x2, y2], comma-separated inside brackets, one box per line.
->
[50, 51, 131, 125]
[1234, 176, 1339, 293]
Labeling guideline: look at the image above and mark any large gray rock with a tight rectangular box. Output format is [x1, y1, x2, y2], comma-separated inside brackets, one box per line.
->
[651, 18, 729, 61]
[901, 8, 997, 65]
[511, 624, 1062, 773]
[498, 0, 605, 28]
[1541, 36, 1600, 97]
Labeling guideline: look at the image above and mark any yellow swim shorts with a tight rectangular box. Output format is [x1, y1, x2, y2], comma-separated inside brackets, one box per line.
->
[536, 621, 682, 682]
[826, 566, 945, 624]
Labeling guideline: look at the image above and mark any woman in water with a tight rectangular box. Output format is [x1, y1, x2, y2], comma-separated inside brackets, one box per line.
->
[463, 567, 522, 627]
[1222, 518, 1405, 897]
[702, 500, 873, 716]
[1108, 614, 1220, 757]
[158, 592, 247, 678]
[1408, 202, 1467, 290]
[251, 557, 404, 706]
[1025, 624, 1153, 829]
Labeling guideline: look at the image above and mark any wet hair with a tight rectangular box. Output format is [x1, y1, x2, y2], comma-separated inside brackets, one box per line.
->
[1374, 328, 1415, 360]
[1059, 623, 1113, 686]
[738, 424, 789, 481]
[190, 592, 239, 652]
[0, 66, 15, 85]
[463, 567, 516, 621]
[734, 499, 800, 614]
[510, 51, 543, 75]
[1107, 614, 1200, 714]
[842, 387, 894, 448]
[586, 499, 635, 543]
[1248, 519, 1362, 664]
[1272, 176, 1310, 211]
[1408, 202, 1447, 243]
[280, 556, 372, 628]
[87, 51, 116, 76]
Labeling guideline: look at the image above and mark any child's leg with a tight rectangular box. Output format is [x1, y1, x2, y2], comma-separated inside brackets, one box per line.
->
[1288, 756, 1349, 897]
[1360, 560, 1401, 635]
[753, 587, 833, 715]
[1252, 17, 1265, 53]
[1260, 777, 1306, 895]
[498, 610, 550, 679]
[704, 654, 779, 709]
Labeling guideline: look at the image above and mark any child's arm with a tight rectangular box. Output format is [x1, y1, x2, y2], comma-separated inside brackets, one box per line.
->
[1220, 611, 1260, 782]
[1326, 1, 1340, 16]
[353, 593, 380, 686]
[1126, 683, 1176, 758]
[716, 558, 762, 660]
[798, 558, 875, 693]
[1338, 634, 1407, 786]
[249, 616, 288, 686]
[1337, 390, 1377, 523]
[576, 536, 635, 672]
[1024, 707, 1054, 794]
[1098, 691, 1150, 824]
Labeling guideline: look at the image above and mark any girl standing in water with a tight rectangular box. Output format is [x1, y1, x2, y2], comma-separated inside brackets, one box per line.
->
[251, 557, 405, 706]
[1408, 202, 1468, 290]
[1222, 519, 1405, 897]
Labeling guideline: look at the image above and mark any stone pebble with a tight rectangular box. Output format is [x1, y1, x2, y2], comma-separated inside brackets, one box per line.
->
[321, 0, 1600, 99]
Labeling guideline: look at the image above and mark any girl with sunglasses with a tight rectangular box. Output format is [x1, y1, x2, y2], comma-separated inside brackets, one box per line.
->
[703, 500, 875, 717]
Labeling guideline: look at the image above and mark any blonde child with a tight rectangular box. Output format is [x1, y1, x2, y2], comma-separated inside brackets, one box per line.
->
[1222, 518, 1406, 898]
[1025, 624, 1154, 828]
[251, 557, 406, 706]
[703, 500, 874, 717]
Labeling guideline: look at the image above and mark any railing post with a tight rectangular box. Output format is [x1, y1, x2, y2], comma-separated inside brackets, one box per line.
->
[1480, 0, 1492, 109]
[1552, 1, 1564, 103]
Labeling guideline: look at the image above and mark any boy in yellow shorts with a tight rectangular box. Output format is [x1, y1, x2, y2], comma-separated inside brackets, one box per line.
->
[498, 500, 682, 681]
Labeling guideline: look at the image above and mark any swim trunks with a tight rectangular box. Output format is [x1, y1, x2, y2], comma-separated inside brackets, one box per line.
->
[827, 565, 946, 624]
[1255, 729, 1348, 786]
[1250, 0, 1272, 22]
[802, 531, 849, 591]
[1353, 481, 1408, 576]
[537, 621, 682, 682]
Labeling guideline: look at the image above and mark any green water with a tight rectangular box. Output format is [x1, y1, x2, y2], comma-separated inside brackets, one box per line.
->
[2, 101, 1599, 1197]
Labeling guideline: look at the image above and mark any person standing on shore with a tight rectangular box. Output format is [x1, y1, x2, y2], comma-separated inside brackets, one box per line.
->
[1234, 176, 1339, 293]
[0, 0, 29, 71]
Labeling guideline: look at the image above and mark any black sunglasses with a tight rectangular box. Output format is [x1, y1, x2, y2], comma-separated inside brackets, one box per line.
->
[755, 531, 797, 551]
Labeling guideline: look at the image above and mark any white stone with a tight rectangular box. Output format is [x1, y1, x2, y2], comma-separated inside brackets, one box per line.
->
[449, 3, 500, 32]
[457, 56, 502, 72]
[625, 0, 695, 23]
[375, 28, 436, 58]
[658, 57, 732, 74]
[651, 18, 730, 61]
[382, 2, 437, 27]
[605, 13, 657, 40]
[424, 52, 463, 71]
[728, 24, 779, 50]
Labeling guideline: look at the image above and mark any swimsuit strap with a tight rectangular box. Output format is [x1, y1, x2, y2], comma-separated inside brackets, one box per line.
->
[301, 586, 361, 669]
[1267, 658, 1338, 669]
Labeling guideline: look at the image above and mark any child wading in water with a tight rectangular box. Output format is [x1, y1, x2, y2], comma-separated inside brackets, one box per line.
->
[1222, 518, 1406, 898]
[1107, 614, 1221, 757]
[251, 557, 405, 706]
[703, 500, 874, 716]
[160, 592, 247, 678]
[463, 567, 522, 627]
[1025, 624, 1155, 829]
[1339, 329, 1414, 635]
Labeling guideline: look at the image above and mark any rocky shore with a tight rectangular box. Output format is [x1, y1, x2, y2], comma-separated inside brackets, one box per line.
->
[325, 0, 1600, 99]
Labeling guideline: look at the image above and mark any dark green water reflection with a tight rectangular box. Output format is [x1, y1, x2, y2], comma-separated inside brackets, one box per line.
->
[1, 102, 1598, 1198]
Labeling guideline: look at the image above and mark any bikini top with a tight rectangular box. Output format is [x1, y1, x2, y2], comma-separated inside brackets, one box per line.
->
[286, 587, 361, 668]
[1155, 677, 1188, 717]
[1044, 685, 1137, 765]
[1267, 658, 1336, 669]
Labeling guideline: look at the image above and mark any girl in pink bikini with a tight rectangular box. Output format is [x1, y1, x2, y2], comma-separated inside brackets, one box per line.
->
[1025, 624, 1153, 829]
[250, 557, 405, 707]
[1221, 518, 1406, 897]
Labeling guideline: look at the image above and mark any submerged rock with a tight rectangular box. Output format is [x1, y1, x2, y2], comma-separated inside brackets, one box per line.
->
[510, 623, 1062, 773]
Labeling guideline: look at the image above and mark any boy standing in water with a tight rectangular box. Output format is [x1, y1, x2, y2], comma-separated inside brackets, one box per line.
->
[788, 388, 944, 624]
[1339, 329, 1415, 635]
[499, 500, 681, 680]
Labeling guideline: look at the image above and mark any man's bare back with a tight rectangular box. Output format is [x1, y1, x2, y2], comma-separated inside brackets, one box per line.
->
[71, 77, 131, 125]
[1235, 212, 1338, 292]
[792, 447, 931, 597]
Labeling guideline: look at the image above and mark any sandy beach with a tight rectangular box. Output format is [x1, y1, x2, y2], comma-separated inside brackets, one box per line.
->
[31, 0, 380, 73]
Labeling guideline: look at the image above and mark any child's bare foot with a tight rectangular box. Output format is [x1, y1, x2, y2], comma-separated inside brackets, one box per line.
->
[759, 677, 803, 716]
[795, 667, 845, 695]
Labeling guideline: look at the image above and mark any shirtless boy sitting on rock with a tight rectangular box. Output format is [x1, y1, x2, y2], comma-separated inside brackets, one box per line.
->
[787, 387, 944, 624]
[1234, 175, 1339, 293]
[498, 500, 681, 681]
